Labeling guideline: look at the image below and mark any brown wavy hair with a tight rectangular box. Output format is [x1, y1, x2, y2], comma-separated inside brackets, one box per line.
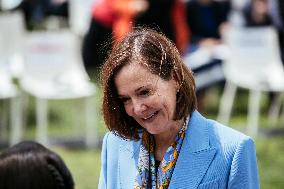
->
[100, 28, 197, 140]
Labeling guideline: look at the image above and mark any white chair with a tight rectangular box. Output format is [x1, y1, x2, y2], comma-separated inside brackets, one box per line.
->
[0, 0, 22, 10]
[21, 30, 98, 148]
[68, 0, 94, 36]
[0, 11, 25, 146]
[217, 27, 284, 137]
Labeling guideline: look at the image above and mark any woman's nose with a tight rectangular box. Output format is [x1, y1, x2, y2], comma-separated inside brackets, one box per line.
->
[132, 99, 147, 115]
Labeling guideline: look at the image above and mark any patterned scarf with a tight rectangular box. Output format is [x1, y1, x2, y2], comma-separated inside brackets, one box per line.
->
[134, 120, 188, 189]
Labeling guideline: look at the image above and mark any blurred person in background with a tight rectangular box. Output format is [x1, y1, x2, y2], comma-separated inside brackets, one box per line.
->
[0, 140, 74, 189]
[243, 0, 272, 27]
[242, 0, 284, 113]
[132, 0, 190, 54]
[186, 0, 230, 48]
[185, 0, 231, 112]
[98, 28, 259, 189]
[82, 0, 189, 71]
[12, 0, 68, 30]
[82, 0, 148, 71]
[267, 0, 284, 64]
[243, 0, 284, 64]
[82, 0, 114, 71]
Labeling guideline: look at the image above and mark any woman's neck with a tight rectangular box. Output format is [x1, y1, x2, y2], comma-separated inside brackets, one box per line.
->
[153, 119, 184, 161]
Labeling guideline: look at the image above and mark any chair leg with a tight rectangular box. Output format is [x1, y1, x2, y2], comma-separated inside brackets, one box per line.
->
[0, 100, 8, 143]
[85, 97, 98, 148]
[9, 95, 23, 146]
[217, 81, 237, 125]
[280, 94, 284, 126]
[268, 92, 283, 126]
[247, 90, 261, 137]
[36, 98, 48, 146]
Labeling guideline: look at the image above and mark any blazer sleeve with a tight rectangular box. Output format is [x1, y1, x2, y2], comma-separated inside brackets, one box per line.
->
[228, 138, 260, 189]
[98, 133, 110, 189]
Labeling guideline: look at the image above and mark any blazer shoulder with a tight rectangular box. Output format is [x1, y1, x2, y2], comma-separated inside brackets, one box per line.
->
[210, 119, 251, 141]
[206, 119, 254, 155]
[102, 132, 140, 151]
[102, 132, 129, 147]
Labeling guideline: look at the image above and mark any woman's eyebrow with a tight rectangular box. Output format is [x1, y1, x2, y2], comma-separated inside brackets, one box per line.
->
[135, 85, 150, 93]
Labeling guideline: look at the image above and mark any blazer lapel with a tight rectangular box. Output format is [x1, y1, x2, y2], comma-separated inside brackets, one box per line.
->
[118, 139, 141, 189]
[169, 111, 217, 189]
[118, 111, 216, 189]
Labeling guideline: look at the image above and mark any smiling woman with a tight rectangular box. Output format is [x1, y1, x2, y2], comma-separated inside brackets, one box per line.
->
[99, 28, 259, 189]
[101, 28, 196, 141]
[115, 63, 180, 135]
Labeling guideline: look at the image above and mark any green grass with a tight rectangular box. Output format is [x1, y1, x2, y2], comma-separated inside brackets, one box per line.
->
[256, 137, 284, 188]
[53, 147, 101, 189]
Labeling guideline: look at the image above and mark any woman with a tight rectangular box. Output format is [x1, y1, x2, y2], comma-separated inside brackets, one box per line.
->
[0, 141, 74, 189]
[99, 28, 259, 189]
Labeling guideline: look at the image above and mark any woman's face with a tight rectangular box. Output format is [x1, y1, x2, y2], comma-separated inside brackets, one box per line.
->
[114, 63, 178, 135]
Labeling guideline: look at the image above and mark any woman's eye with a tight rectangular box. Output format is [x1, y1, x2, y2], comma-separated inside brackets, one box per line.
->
[120, 97, 130, 104]
[139, 89, 151, 96]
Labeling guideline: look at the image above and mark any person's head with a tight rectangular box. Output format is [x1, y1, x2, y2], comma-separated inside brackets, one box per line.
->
[251, 0, 269, 15]
[101, 28, 197, 140]
[0, 141, 74, 189]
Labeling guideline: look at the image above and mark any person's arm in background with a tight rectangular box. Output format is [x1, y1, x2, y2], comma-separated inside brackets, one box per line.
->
[172, 0, 190, 55]
[111, 0, 148, 41]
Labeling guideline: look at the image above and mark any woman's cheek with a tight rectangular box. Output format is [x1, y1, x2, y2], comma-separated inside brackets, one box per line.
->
[124, 104, 132, 116]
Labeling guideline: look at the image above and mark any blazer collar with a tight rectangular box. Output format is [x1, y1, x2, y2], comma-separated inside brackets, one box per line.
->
[118, 111, 216, 189]
[185, 110, 211, 153]
[169, 111, 217, 189]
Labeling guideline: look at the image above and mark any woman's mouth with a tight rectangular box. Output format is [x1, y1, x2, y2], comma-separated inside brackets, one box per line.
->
[142, 111, 159, 122]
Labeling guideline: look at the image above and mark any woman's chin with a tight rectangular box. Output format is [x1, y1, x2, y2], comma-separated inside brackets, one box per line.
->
[143, 123, 164, 135]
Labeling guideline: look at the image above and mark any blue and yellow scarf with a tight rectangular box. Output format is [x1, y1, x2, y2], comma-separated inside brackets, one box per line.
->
[134, 120, 188, 189]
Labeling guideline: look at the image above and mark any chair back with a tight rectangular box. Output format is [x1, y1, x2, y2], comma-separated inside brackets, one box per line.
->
[222, 27, 284, 91]
[0, 11, 25, 98]
[68, 0, 94, 36]
[21, 30, 95, 99]
[1, 0, 22, 10]
[0, 11, 25, 70]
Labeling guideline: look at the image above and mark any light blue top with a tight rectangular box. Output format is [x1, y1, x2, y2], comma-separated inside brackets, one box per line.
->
[98, 111, 259, 189]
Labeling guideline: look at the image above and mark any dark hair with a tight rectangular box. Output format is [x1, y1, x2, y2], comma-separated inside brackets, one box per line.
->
[0, 141, 74, 189]
[101, 28, 197, 140]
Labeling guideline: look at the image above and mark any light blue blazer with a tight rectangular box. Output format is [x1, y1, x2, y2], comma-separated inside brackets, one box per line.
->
[98, 111, 259, 189]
